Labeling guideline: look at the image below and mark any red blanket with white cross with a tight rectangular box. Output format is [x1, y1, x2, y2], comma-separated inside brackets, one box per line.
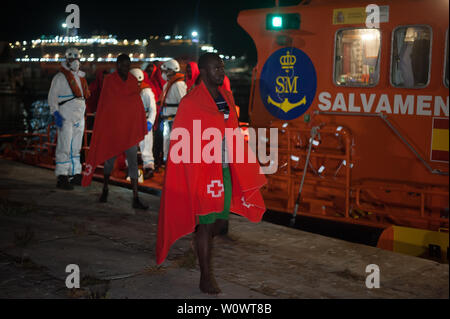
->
[156, 81, 266, 265]
[81, 71, 147, 186]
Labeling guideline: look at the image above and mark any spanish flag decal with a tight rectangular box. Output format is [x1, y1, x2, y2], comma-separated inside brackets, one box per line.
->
[431, 118, 449, 162]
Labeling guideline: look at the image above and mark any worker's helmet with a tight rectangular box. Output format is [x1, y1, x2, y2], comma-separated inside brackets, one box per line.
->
[65, 48, 80, 59]
[130, 68, 144, 82]
[161, 59, 180, 72]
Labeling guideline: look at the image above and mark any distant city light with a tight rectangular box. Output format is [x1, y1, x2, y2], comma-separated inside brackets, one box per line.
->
[201, 45, 214, 53]
[9, 34, 240, 64]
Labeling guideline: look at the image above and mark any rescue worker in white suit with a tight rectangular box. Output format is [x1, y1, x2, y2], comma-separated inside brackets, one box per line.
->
[48, 47, 90, 190]
[130, 68, 157, 179]
[159, 59, 187, 162]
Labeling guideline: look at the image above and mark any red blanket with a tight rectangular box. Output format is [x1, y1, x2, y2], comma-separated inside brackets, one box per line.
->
[86, 70, 105, 113]
[156, 81, 267, 264]
[82, 71, 147, 186]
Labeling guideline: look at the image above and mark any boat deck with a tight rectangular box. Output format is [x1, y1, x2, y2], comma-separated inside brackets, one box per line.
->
[0, 158, 448, 299]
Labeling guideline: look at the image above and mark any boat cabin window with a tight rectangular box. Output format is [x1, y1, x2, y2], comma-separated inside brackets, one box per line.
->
[391, 25, 432, 88]
[334, 28, 381, 87]
[444, 29, 449, 88]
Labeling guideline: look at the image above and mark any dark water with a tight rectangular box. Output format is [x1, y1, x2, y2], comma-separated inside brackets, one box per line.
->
[0, 93, 53, 136]
[0, 94, 27, 135]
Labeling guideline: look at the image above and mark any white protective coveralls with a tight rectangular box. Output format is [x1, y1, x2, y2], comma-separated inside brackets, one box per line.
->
[162, 80, 187, 161]
[139, 87, 157, 169]
[48, 62, 86, 176]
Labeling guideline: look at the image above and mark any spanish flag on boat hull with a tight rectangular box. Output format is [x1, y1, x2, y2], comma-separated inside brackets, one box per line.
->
[377, 225, 449, 260]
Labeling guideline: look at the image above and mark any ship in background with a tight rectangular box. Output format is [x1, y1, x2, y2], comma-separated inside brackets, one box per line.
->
[0, 30, 249, 93]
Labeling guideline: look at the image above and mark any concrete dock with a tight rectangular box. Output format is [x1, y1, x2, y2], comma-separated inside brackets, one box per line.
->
[0, 158, 448, 299]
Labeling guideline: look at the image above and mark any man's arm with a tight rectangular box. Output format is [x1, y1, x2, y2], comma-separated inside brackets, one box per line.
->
[48, 73, 63, 114]
[147, 89, 157, 124]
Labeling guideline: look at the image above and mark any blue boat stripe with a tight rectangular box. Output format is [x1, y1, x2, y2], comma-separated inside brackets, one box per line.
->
[56, 161, 71, 164]
[58, 94, 74, 98]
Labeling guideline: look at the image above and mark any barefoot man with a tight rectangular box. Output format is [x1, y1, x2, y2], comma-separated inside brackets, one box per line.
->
[156, 53, 266, 294]
[81, 54, 149, 209]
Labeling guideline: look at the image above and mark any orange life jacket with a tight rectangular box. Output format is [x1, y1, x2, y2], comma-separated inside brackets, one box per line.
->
[159, 73, 185, 107]
[59, 66, 91, 100]
[140, 81, 152, 91]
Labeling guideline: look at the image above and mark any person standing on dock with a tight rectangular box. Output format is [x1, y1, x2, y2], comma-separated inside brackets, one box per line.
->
[130, 68, 157, 179]
[154, 59, 186, 168]
[48, 48, 90, 190]
[156, 53, 267, 294]
[81, 54, 149, 210]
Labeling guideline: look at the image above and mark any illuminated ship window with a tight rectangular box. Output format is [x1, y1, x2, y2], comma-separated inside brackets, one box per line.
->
[391, 25, 432, 88]
[334, 28, 381, 87]
[444, 29, 449, 88]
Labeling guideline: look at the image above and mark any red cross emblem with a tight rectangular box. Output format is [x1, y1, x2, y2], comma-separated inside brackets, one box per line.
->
[83, 164, 93, 176]
[241, 196, 254, 208]
[207, 180, 224, 198]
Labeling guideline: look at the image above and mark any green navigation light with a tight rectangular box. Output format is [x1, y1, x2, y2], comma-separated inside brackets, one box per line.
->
[266, 13, 301, 31]
[272, 16, 283, 28]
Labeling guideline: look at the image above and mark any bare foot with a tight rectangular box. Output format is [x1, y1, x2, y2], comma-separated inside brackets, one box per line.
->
[199, 275, 221, 295]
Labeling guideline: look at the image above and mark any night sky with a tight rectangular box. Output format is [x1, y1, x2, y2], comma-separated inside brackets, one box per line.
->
[0, 0, 302, 64]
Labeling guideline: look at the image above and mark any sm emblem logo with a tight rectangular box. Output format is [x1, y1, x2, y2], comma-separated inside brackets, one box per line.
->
[260, 48, 317, 120]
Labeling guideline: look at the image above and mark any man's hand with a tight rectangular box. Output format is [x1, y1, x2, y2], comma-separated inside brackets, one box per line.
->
[147, 121, 152, 132]
[53, 111, 64, 128]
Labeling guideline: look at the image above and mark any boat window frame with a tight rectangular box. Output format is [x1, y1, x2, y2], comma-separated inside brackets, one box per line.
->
[332, 27, 382, 88]
[389, 24, 433, 89]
